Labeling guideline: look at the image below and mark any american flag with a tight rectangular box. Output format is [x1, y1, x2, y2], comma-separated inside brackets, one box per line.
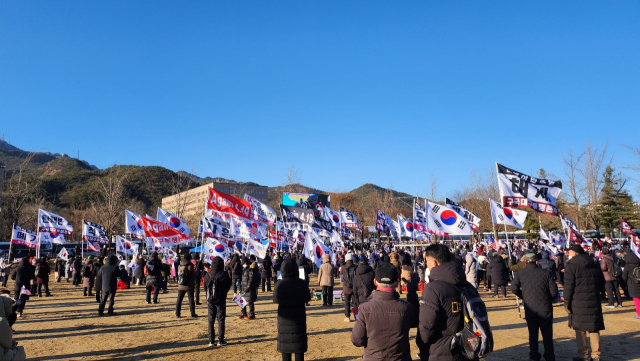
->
[487, 236, 499, 251]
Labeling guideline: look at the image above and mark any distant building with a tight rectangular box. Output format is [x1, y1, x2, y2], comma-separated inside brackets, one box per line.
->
[161, 182, 268, 226]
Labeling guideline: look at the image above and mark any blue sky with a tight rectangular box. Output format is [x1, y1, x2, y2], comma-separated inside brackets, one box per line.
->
[1, 2, 639, 199]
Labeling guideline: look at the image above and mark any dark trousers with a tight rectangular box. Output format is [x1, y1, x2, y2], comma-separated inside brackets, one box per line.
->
[95, 289, 102, 303]
[477, 270, 486, 287]
[605, 280, 622, 306]
[175, 289, 196, 317]
[72, 273, 82, 286]
[208, 302, 226, 343]
[99, 291, 116, 314]
[486, 275, 492, 290]
[556, 270, 564, 285]
[195, 283, 201, 304]
[232, 278, 242, 294]
[322, 286, 334, 306]
[261, 277, 272, 292]
[282, 353, 304, 361]
[240, 302, 255, 317]
[146, 284, 160, 303]
[493, 283, 506, 297]
[56, 272, 62, 283]
[619, 277, 630, 298]
[37, 282, 50, 296]
[13, 287, 27, 313]
[344, 292, 353, 317]
[525, 312, 555, 361]
[1, 275, 8, 287]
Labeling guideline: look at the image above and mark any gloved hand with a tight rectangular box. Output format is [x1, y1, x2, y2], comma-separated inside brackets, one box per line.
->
[402, 273, 420, 293]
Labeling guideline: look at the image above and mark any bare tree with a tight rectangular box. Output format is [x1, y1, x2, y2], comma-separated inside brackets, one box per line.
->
[1, 152, 41, 235]
[562, 148, 586, 229]
[579, 140, 611, 232]
[281, 164, 302, 188]
[168, 169, 191, 219]
[426, 175, 439, 202]
[91, 167, 128, 241]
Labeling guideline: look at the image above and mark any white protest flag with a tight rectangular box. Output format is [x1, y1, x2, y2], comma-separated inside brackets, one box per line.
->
[427, 201, 474, 235]
[247, 239, 267, 259]
[125, 210, 146, 239]
[115, 235, 139, 255]
[38, 209, 74, 235]
[397, 215, 414, 238]
[203, 238, 229, 262]
[244, 194, 276, 226]
[387, 216, 400, 241]
[324, 207, 343, 230]
[82, 220, 109, 245]
[330, 229, 344, 249]
[11, 225, 39, 249]
[39, 231, 66, 245]
[561, 215, 579, 233]
[413, 201, 428, 233]
[339, 207, 360, 230]
[157, 207, 191, 236]
[303, 230, 333, 268]
[231, 216, 268, 241]
[57, 247, 69, 261]
[496, 163, 562, 216]
[539, 228, 551, 241]
[203, 215, 235, 245]
[445, 198, 481, 231]
[490, 199, 527, 229]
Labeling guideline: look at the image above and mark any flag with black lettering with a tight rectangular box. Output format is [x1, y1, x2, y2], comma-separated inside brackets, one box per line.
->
[203, 215, 235, 245]
[490, 199, 527, 229]
[11, 225, 39, 249]
[125, 210, 146, 240]
[496, 163, 562, 216]
[427, 201, 474, 234]
[38, 209, 74, 235]
[157, 207, 191, 236]
[281, 205, 315, 226]
[244, 194, 277, 226]
[340, 207, 360, 230]
[445, 198, 481, 231]
[82, 220, 109, 245]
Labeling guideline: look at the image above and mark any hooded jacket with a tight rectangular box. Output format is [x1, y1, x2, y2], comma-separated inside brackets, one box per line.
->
[564, 253, 605, 332]
[230, 255, 243, 280]
[464, 253, 477, 285]
[488, 255, 509, 285]
[511, 262, 558, 316]
[352, 264, 375, 307]
[417, 261, 467, 361]
[145, 254, 163, 286]
[177, 259, 196, 291]
[11, 258, 34, 290]
[261, 255, 273, 278]
[537, 252, 556, 275]
[273, 258, 311, 354]
[622, 249, 640, 298]
[599, 254, 617, 282]
[204, 257, 231, 305]
[99, 255, 121, 293]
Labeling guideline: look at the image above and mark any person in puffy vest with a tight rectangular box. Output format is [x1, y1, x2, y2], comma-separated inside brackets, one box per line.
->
[175, 253, 197, 318]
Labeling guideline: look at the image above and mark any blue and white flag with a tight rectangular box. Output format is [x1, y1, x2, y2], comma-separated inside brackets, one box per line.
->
[157, 207, 190, 236]
[397, 215, 414, 238]
[125, 210, 146, 240]
[324, 207, 343, 229]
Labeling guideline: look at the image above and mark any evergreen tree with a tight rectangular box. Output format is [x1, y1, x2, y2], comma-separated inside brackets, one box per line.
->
[598, 166, 638, 237]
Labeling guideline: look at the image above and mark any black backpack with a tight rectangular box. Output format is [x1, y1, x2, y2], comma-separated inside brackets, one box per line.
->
[451, 284, 494, 361]
[35, 265, 42, 278]
[207, 273, 223, 304]
[82, 265, 92, 278]
[358, 274, 373, 300]
[343, 266, 356, 289]
[610, 259, 623, 279]
[177, 265, 190, 286]
[631, 265, 640, 284]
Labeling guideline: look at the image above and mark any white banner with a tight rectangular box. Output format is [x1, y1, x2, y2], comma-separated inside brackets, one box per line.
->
[125, 210, 146, 240]
[203, 238, 229, 262]
[427, 201, 474, 235]
[11, 225, 39, 249]
[39, 231, 66, 245]
[496, 163, 562, 216]
[38, 209, 73, 235]
[490, 199, 527, 229]
[157, 207, 190, 236]
[244, 194, 276, 226]
[115, 235, 139, 255]
[324, 207, 343, 229]
[340, 207, 360, 229]
[82, 220, 109, 245]
[445, 198, 481, 231]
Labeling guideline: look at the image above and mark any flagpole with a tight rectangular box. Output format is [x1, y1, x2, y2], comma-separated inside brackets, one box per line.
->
[81, 220, 84, 259]
[8, 223, 14, 263]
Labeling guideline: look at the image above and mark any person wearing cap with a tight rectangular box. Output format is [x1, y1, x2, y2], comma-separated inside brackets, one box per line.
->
[564, 244, 605, 361]
[317, 254, 335, 307]
[511, 253, 558, 361]
[340, 253, 357, 322]
[351, 264, 418, 361]
[416, 244, 466, 361]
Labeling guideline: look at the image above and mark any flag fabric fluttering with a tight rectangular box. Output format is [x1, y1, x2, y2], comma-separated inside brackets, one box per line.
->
[246, 239, 267, 259]
[57, 247, 69, 261]
[39, 231, 66, 245]
[86, 240, 101, 252]
[82, 220, 109, 245]
[115, 235, 139, 255]
[339, 207, 360, 230]
[445, 198, 481, 231]
[11, 225, 39, 249]
[206, 188, 252, 219]
[125, 210, 146, 239]
[203, 238, 229, 262]
[397, 215, 414, 238]
[496, 163, 562, 216]
[141, 216, 191, 247]
[244, 194, 277, 226]
[621, 218, 640, 258]
[157, 208, 191, 236]
[539, 228, 551, 241]
[38, 209, 74, 235]
[303, 230, 334, 268]
[324, 207, 343, 230]
[490, 199, 527, 229]
[426, 201, 473, 235]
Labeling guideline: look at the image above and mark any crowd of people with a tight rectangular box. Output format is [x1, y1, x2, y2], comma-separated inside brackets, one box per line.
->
[0, 236, 638, 361]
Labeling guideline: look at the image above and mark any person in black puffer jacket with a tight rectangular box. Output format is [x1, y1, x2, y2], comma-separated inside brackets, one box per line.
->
[262, 254, 273, 292]
[622, 248, 640, 319]
[146, 252, 163, 304]
[564, 244, 605, 361]
[240, 256, 259, 319]
[10, 258, 34, 317]
[274, 258, 311, 361]
[352, 260, 375, 308]
[537, 251, 556, 278]
[204, 256, 232, 346]
[416, 244, 466, 361]
[231, 254, 243, 294]
[135, 256, 146, 285]
[93, 257, 104, 303]
[72, 256, 83, 287]
[512, 253, 558, 361]
[488, 250, 509, 298]
[175, 253, 197, 318]
[98, 255, 121, 316]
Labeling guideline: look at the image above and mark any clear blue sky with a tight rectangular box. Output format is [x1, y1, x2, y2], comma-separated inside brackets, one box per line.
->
[2, 2, 639, 199]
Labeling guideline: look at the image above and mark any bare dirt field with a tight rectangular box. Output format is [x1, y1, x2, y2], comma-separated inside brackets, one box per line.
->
[12, 275, 640, 361]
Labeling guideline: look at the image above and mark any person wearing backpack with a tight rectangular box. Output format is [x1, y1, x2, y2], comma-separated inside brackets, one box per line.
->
[82, 257, 95, 297]
[621, 247, 640, 320]
[511, 253, 558, 361]
[352, 259, 375, 308]
[600, 248, 622, 308]
[35, 257, 52, 297]
[204, 256, 231, 347]
[341, 254, 357, 322]
[145, 252, 163, 304]
[416, 244, 467, 361]
[175, 253, 197, 318]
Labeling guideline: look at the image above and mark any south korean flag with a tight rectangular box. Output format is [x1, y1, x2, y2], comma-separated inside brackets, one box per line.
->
[445, 198, 481, 231]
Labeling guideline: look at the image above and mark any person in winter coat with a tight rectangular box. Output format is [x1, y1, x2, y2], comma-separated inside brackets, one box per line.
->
[599, 248, 622, 308]
[622, 248, 640, 319]
[317, 254, 334, 306]
[274, 258, 312, 361]
[352, 260, 375, 308]
[464, 252, 477, 288]
[230, 254, 243, 294]
[537, 251, 556, 278]
[146, 252, 163, 304]
[564, 244, 605, 361]
[416, 244, 466, 361]
[135, 256, 146, 286]
[191, 254, 204, 304]
[341, 254, 358, 322]
[72, 256, 83, 287]
[240, 255, 259, 319]
[555, 248, 566, 285]
[82, 257, 95, 297]
[488, 249, 509, 298]
[35, 257, 52, 297]
[175, 253, 197, 318]
[351, 264, 418, 361]
[204, 256, 232, 347]
[261, 254, 273, 292]
[273, 254, 283, 285]
[511, 253, 559, 361]
[93, 257, 104, 303]
[10, 258, 34, 317]
[98, 255, 121, 316]
[389, 252, 402, 294]
[55, 258, 65, 283]
[296, 257, 310, 287]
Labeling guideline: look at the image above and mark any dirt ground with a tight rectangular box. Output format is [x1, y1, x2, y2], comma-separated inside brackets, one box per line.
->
[11, 274, 640, 361]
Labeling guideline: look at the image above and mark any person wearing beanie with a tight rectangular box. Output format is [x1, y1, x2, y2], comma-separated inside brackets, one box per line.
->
[175, 252, 197, 319]
[341, 253, 357, 321]
[239, 255, 259, 320]
[512, 253, 558, 361]
[351, 264, 418, 361]
[145, 252, 163, 304]
[564, 243, 605, 361]
[204, 256, 232, 346]
[318, 254, 334, 306]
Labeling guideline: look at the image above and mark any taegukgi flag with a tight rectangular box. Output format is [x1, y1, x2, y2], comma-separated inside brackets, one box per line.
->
[496, 163, 562, 216]
[445, 198, 481, 231]
[427, 201, 474, 234]
[324, 207, 343, 229]
[490, 199, 527, 229]
[39, 231, 66, 245]
[157, 207, 190, 236]
[125, 210, 146, 240]
[115, 235, 139, 255]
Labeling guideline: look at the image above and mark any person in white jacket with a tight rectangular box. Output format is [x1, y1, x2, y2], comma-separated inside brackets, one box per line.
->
[465, 251, 478, 288]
